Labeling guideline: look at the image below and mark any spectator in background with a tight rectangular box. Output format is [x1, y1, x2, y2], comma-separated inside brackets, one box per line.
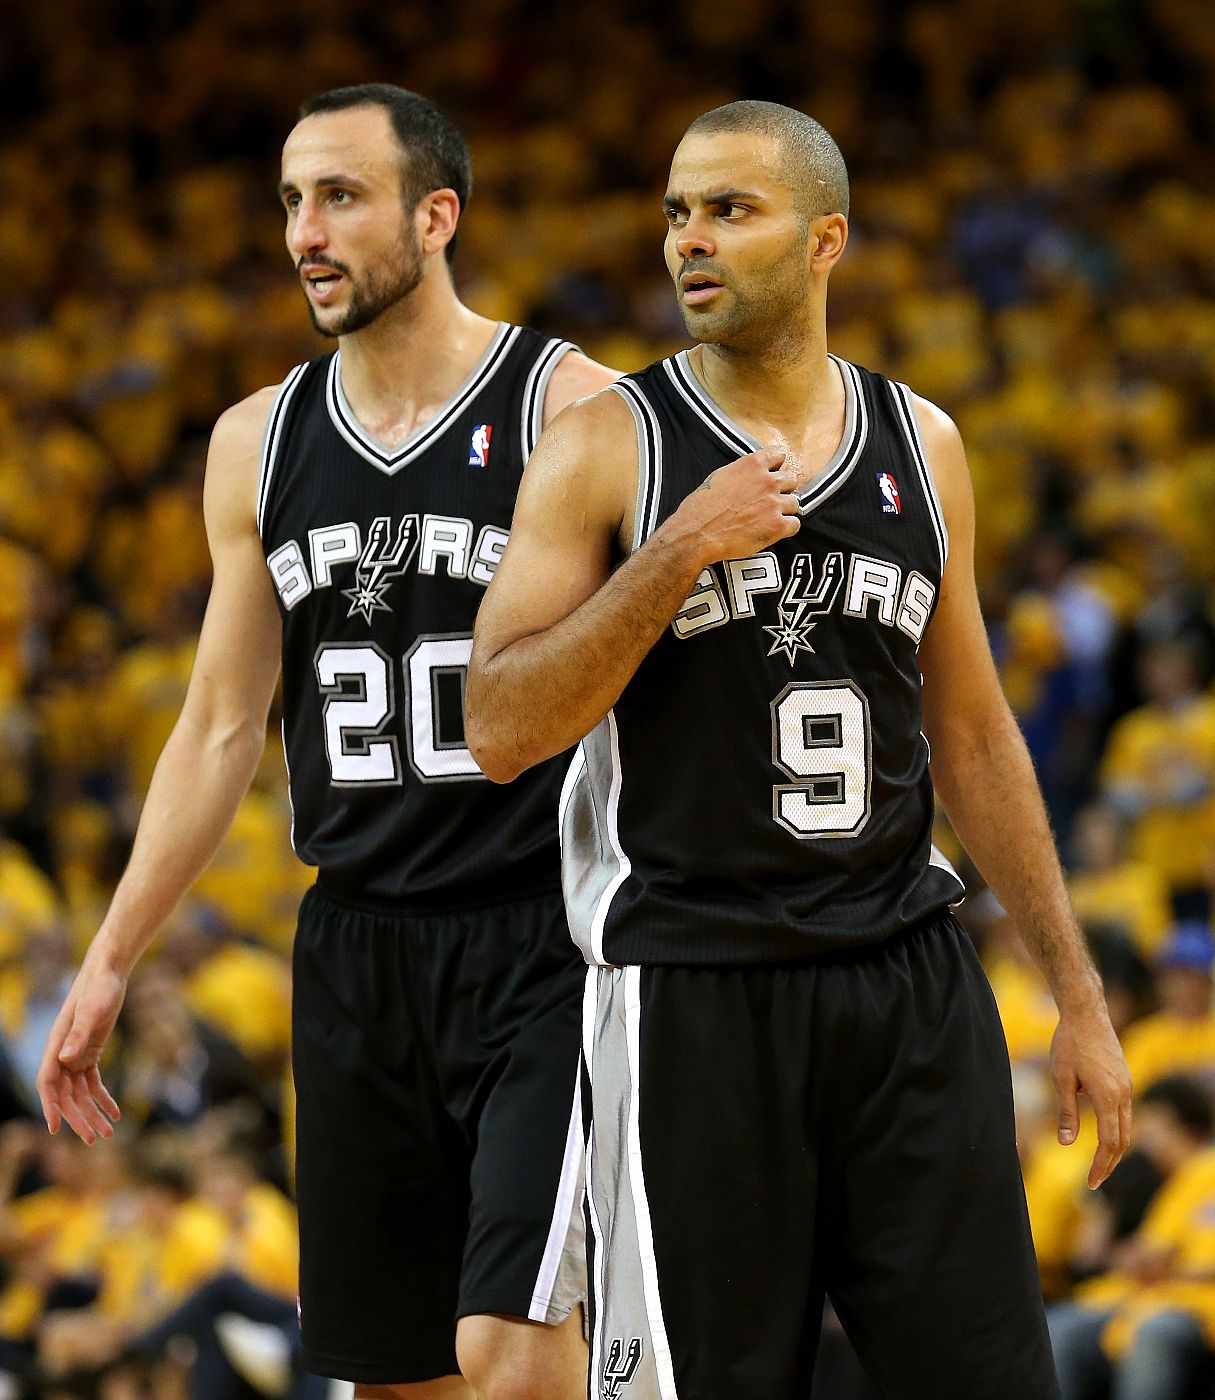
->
[1049, 1075, 1215, 1400]
[1122, 924, 1215, 1097]
[0, 1123, 128, 1394]
[1102, 639, 1215, 920]
[114, 965, 264, 1133]
[34, 1130, 298, 1394]
[0, 922, 73, 1111]
[1069, 802, 1173, 959]
[1006, 531, 1116, 833]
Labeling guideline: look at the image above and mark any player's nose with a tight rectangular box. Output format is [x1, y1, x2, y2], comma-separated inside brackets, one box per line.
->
[675, 214, 716, 260]
[289, 201, 328, 257]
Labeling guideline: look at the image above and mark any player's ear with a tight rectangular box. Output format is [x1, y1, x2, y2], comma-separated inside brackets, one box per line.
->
[417, 189, 461, 260]
[809, 213, 847, 275]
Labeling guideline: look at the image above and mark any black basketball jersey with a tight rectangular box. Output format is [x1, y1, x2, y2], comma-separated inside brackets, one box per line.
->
[560, 350, 965, 964]
[258, 323, 573, 906]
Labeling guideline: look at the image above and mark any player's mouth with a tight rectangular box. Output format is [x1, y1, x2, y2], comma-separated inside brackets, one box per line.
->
[679, 271, 725, 305]
[301, 266, 346, 302]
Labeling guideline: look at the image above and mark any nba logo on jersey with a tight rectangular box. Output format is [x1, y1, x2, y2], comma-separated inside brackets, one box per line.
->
[468, 423, 493, 468]
[877, 472, 902, 515]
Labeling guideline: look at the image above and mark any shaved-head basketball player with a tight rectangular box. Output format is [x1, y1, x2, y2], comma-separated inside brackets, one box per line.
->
[467, 101, 1131, 1399]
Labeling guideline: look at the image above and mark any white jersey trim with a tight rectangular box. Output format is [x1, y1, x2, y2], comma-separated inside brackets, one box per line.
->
[325, 323, 518, 475]
[929, 842, 966, 905]
[583, 968, 609, 1400]
[891, 380, 950, 571]
[590, 712, 631, 966]
[256, 362, 309, 539]
[527, 1060, 585, 1321]
[608, 379, 663, 553]
[520, 338, 575, 458]
[663, 351, 868, 513]
[624, 966, 679, 1400]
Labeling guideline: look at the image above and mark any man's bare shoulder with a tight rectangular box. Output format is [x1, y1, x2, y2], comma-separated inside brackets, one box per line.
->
[542, 350, 621, 423]
[203, 385, 282, 530]
[904, 389, 963, 459]
[210, 385, 281, 463]
[538, 382, 637, 458]
[903, 388, 973, 536]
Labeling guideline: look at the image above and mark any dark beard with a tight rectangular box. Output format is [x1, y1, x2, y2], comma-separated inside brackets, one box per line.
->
[306, 227, 424, 338]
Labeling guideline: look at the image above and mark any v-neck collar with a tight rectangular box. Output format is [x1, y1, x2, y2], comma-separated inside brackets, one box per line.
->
[326, 322, 518, 476]
[663, 350, 868, 513]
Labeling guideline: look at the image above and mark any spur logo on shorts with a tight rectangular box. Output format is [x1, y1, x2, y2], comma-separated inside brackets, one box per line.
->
[602, 1337, 643, 1397]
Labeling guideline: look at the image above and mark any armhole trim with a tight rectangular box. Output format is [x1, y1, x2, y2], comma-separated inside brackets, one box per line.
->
[256, 362, 309, 540]
[890, 380, 949, 572]
[521, 339, 576, 458]
[608, 380, 662, 554]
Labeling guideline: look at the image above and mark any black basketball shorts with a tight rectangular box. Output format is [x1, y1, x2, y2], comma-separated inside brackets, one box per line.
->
[582, 912, 1061, 1400]
[292, 882, 586, 1385]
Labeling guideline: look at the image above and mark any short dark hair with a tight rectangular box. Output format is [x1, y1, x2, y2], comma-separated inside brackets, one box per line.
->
[684, 100, 850, 220]
[1141, 1075, 1215, 1140]
[299, 84, 472, 265]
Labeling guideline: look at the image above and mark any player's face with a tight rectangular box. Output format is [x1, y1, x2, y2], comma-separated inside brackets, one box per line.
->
[280, 107, 423, 338]
[663, 132, 815, 347]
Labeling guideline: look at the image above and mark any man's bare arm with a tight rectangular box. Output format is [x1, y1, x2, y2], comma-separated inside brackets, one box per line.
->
[915, 396, 1131, 1188]
[36, 389, 284, 1143]
[467, 391, 799, 782]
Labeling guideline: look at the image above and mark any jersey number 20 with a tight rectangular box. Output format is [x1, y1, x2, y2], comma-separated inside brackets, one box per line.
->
[315, 636, 480, 785]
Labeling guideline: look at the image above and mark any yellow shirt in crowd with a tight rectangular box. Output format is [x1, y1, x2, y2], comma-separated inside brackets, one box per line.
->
[1080, 1148, 1215, 1357]
[1121, 1013, 1215, 1096]
[1101, 696, 1215, 891]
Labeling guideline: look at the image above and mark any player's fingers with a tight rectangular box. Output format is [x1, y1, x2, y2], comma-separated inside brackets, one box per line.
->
[758, 446, 786, 468]
[36, 1077, 62, 1136]
[1056, 1074, 1079, 1147]
[85, 1065, 120, 1123]
[55, 1072, 97, 1146]
[65, 1071, 114, 1143]
[1088, 1091, 1122, 1190]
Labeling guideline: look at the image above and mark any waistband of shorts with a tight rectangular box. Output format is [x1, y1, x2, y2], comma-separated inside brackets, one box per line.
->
[312, 873, 563, 920]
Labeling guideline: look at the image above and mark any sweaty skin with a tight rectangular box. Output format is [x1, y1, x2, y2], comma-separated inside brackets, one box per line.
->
[468, 126, 1131, 1192]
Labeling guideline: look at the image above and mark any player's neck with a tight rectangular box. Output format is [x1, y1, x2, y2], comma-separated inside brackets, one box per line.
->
[335, 277, 498, 444]
[692, 324, 836, 440]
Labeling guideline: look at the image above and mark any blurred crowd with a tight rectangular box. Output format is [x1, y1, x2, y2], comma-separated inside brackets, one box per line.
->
[1, 0, 1214, 1395]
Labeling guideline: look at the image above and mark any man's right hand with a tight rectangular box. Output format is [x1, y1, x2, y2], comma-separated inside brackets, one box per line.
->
[664, 447, 801, 565]
[35, 946, 125, 1144]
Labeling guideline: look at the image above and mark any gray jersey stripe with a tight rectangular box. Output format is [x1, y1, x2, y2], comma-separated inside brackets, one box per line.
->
[520, 339, 574, 459]
[608, 380, 657, 555]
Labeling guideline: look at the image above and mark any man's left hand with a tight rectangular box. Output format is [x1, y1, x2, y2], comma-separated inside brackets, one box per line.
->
[1050, 1006, 1133, 1190]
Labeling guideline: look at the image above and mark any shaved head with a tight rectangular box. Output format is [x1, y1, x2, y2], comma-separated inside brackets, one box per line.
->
[684, 101, 849, 220]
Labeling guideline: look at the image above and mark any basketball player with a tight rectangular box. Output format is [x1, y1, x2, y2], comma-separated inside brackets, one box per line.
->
[467, 101, 1133, 1399]
[36, 85, 616, 1399]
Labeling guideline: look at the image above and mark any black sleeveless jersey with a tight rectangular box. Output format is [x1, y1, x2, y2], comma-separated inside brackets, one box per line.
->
[561, 351, 965, 965]
[258, 323, 573, 906]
